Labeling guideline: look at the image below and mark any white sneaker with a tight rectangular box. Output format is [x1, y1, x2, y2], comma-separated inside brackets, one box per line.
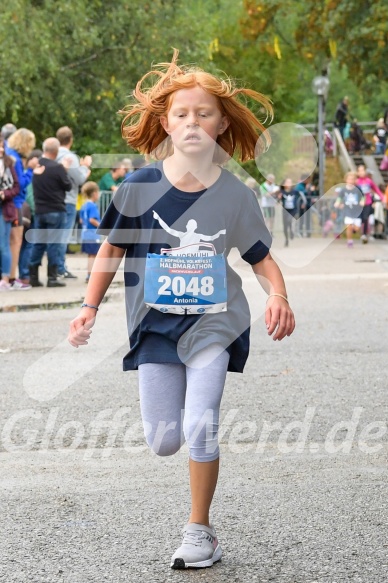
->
[11, 278, 32, 291]
[171, 523, 222, 569]
[0, 280, 12, 291]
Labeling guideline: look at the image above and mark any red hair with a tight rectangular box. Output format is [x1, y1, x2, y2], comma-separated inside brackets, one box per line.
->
[120, 49, 272, 163]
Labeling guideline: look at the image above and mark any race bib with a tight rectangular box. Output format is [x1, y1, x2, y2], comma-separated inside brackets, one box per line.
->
[144, 243, 227, 315]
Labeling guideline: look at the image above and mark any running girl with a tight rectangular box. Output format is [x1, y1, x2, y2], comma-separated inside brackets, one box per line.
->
[356, 165, 384, 243]
[68, 50, 295, 570]
[334, 172, 364, 247]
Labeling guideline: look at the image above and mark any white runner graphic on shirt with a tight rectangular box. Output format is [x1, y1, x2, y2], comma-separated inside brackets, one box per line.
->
[152, 211, 225, 255]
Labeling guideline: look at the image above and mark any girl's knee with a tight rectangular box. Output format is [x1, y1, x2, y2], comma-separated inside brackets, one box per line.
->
[144, 420, 183, 457]
[147, 435, 183, 457]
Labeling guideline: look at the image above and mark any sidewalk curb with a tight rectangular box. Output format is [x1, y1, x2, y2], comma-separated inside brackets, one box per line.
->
[0, 288, 123, 313]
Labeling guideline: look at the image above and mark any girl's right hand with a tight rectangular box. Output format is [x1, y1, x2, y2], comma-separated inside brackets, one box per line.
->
[68, 308, 97, 348]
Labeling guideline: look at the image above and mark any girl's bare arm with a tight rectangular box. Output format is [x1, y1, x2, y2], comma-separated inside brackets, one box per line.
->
[252, 252, 295, 341]
[68, 240, 125, 347]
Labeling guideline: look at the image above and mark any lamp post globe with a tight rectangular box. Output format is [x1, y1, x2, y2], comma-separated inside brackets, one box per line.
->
[312, 76, 330, 97]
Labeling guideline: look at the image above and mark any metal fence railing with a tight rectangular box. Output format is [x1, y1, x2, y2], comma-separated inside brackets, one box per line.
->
[69, 190, 113, 244]
[98, 190, 114, 217]
[333, 128, 356, 174]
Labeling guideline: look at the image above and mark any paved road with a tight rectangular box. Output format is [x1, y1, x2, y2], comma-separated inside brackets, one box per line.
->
[1, 237, 388, 582]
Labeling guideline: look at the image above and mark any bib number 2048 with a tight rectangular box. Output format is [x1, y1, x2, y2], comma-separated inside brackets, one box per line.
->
[158, 275, 214, 297]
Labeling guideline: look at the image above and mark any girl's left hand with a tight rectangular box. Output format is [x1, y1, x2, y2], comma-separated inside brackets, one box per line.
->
[265, 296, 295, 341]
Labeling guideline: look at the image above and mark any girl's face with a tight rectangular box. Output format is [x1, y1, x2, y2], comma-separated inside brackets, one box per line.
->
[358, 166, 366, 178]
[283, 178, 293, 190]
[346, 174, 356, 186]
[161, 86, 229, 155]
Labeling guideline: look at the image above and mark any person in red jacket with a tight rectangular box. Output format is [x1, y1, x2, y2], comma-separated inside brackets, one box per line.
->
[0, 136, 20, 290]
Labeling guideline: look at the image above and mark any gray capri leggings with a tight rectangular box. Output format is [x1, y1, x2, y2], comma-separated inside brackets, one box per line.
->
[138, 344, 229, 462]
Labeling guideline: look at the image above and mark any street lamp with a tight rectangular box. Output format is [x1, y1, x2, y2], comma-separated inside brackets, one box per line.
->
[312, 76, 330, 198]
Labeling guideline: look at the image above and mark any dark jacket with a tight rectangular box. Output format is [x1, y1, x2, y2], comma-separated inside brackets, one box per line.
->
[32, 157, 72, 214]
[334, 101, 348, 128]
[0, 165, 19, 222]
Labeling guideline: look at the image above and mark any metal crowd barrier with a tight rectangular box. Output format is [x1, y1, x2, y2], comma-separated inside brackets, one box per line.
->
[69, 190, 113, 244]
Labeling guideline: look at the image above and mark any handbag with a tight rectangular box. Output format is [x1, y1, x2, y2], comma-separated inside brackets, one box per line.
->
[144, 243, 227, 315]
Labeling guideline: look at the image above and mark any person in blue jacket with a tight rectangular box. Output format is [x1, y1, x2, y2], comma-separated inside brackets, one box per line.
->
[6, 128, 39, 289]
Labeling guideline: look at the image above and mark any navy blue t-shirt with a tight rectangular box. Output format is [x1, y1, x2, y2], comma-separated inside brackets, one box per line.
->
[98, 162, 272, 373]
[280, 189, 302, 213]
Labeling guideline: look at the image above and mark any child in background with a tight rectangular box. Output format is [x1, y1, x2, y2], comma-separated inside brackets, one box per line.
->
[334, 172, 364, 247]
[68, 51, 295, 570]
[280, 178, 304, 246]
[373, 183, 386, 239]
[385, 185, 388, 237]
[259, 173, 279, 236]
[356, 164, 384, 243]
[356, 165, 384, 243]
[80, 181, 101, 283]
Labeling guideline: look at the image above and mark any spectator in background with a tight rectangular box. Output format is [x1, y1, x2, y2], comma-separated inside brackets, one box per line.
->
[80, 181, 101, 283]
[56, 126, 92, 279]
[1, 123, 17, 145]
[324, 129, 334, 155]
[18, 149, 43, 284]
[334, 97, 349, 138]
[356, 165, 384, 243]
[373, 184, 386, 239]
[280, 178, 304, 247]
[259, 173, 279, 236]
[295, 174, 316, 237]
[343, 120, 352, 151]
[98, 161, 126, 192]
[29, 138, 72, 287]
[6, 128, 39, 290]
[0, 136, 20, 291]
[122, 157, 134, 180]
[349, 120, 370, 154]
[383, 107, 388, 131]
[373, 118, 387, 156]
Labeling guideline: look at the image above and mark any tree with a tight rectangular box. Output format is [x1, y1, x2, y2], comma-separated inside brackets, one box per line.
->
[240, 0, 388, 85]
[0, 0, 214, 152]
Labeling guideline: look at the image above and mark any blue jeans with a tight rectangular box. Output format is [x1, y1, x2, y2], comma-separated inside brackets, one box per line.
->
[30, 211, 67, 267]
[0, 213, 12, 276]
[58, 203, 77, 274]
[375, 142, 386, 155]
[19, 217, 35, 279]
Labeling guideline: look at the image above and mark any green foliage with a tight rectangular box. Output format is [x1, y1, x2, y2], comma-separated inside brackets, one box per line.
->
[211, 0, 388, 125]
[0, 0, 214, 155]
[0, 0, 384, 160]
[240, 0, 388, 83]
